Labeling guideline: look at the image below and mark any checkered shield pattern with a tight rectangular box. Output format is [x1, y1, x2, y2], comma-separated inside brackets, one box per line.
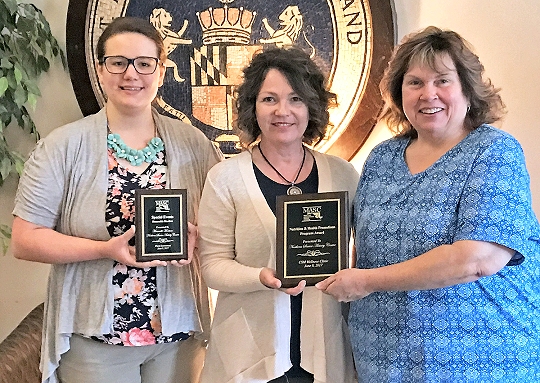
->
[191, 45, 228, 86]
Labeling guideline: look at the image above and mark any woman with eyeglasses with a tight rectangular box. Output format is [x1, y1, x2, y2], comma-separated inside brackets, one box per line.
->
[11, 17, 222, 383]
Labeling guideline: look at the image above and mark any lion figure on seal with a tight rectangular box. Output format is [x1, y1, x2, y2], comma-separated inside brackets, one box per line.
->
[150, 8, 192, 82]
[260, 6, 304, 47]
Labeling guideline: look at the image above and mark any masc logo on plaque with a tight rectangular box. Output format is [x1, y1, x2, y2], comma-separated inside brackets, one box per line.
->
[66, 0, 394, 159]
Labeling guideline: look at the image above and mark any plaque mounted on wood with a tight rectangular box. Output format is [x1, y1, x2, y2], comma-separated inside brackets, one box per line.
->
[135, 189, 188, 261]
[276, 191, 349, 288]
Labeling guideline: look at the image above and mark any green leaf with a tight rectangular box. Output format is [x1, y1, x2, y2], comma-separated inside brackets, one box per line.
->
[0, 157, 12, 180]
[3, 0, 17, 15]
[0, 77, 8, 97]
[6, 71, 17, 88]
[0, 240, 9, 256]
[14, 66, 22, 84]
[0, 224, 11, 239]
[0, 224, 11, 256]
[36, 56, 50, 72]
[0, 58, 13, 70]
[14, 156, 25, 176]
[27, 92, 37, 110]
[15, 14, 35, 35]
[25, 81, 41, 95]
[13, 85, 27, 107]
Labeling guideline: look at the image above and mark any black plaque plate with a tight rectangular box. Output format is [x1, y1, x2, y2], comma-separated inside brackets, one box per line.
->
[135, 189, 188, 261]
[276, 191, 349, 288]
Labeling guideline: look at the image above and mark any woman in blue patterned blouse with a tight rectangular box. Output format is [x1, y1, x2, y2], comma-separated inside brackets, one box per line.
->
[316, 26, 540, 382]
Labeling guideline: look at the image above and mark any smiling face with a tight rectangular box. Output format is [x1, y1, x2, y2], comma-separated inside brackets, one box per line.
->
[96, 32, 165, 114]
[255, 68, 309, 148]
[402, 53, 469, 140]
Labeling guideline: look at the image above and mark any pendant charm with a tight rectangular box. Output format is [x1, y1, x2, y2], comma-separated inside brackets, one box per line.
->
[287, 185, 302, 195]
[258, 144, 307, 196]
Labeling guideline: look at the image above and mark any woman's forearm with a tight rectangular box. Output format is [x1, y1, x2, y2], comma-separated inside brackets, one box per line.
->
[12, 216, 109, 264]
[11, 216, 164, 268]
[317, 240, 514, 302]
[364, 240, 514, 293]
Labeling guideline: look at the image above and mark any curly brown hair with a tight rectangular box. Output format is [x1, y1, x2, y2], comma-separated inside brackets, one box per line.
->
[379, 26, 506, 138]
[235, 47, 336, 147]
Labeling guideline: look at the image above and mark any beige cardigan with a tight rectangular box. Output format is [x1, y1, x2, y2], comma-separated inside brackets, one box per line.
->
[198, 149, 359, 383]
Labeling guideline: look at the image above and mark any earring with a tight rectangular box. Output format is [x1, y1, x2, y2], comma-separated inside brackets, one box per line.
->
[467, 105, 471, 113]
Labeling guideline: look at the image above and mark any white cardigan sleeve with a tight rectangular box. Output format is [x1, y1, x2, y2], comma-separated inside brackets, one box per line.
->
[198, 159, 269, 293]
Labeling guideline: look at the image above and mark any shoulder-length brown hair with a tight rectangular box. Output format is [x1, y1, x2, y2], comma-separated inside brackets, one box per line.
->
[379, 26, 506, 138]
[235, 47, 337, 147]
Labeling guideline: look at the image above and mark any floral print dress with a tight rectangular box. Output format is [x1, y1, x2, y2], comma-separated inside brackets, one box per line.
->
[91, 148, 190, 346]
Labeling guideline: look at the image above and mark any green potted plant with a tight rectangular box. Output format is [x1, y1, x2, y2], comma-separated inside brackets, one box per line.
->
[0, 0, 66, 253]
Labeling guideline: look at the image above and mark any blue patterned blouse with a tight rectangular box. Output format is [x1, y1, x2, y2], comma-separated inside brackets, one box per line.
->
[350, 125, 540, 382]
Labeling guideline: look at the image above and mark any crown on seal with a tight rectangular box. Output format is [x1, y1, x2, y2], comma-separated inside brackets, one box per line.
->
[197, 0, 256, 45]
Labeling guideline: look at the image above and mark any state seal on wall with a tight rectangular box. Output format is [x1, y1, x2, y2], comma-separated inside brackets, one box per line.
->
[66, 0, 395, 158]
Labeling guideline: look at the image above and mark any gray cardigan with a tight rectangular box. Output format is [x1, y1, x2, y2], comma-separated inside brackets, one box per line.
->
[13, 108, 222, 383]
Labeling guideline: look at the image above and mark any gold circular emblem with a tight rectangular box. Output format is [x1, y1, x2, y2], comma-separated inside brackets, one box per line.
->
[66, 0, 394, 158]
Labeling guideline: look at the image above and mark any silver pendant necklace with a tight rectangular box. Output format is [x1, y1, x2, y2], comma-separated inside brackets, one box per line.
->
[257, 143, 306, 195]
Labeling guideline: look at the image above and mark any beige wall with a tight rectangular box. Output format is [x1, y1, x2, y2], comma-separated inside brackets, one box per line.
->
[1, 0, 539, 341]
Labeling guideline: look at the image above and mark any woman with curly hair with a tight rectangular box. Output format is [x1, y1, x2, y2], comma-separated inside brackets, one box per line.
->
[198, 47, 358, 383]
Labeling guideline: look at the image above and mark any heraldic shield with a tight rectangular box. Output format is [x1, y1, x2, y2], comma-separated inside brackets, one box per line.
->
[67, 0, 395, 158]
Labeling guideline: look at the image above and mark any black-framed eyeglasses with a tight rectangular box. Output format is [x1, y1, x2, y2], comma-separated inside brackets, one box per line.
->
[100, 56, 160, 75]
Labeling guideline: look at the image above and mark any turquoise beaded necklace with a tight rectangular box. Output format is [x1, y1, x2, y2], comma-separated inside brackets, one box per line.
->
[106, 124, 164, 166]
